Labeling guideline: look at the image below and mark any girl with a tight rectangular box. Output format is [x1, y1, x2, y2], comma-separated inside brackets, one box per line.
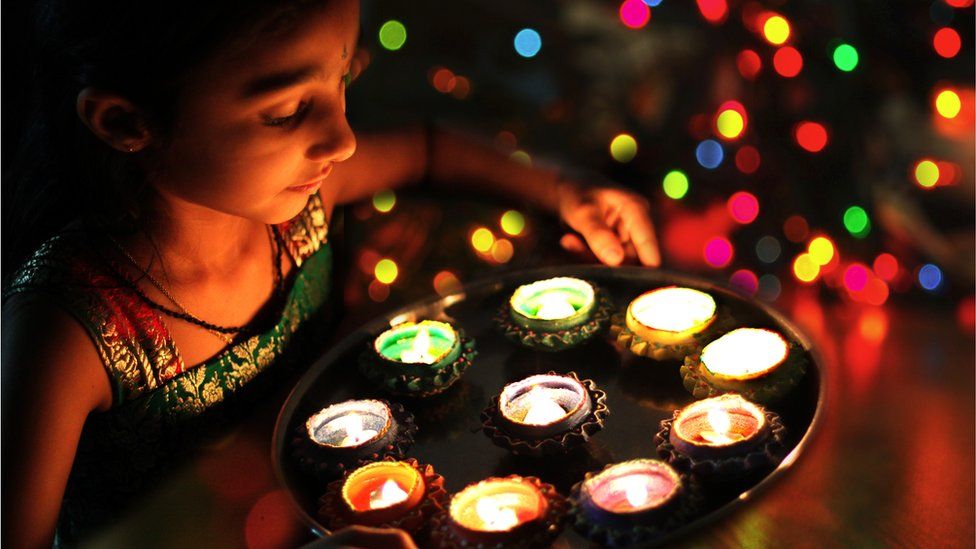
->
[1, 0, 658, 546]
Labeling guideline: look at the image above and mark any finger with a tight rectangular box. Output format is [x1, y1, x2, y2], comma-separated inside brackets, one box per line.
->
[621, 203, 661, 267]
[564, 206, 625, 265]
[328, 526, 417, 549]
[560, 233, 588, 254]
[622, 241, 639, 263]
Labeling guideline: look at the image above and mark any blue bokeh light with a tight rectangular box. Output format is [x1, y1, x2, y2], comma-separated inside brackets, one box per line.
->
[514, 29, 542, 58]
[695, 139, 724, 169]
[643, 0, 663, 6]
[918, 264, 943, 291]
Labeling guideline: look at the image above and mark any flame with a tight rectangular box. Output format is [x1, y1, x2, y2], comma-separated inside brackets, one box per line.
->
[707, 407, 732, 436]
[369, 479, 409, 510]
[624, 478, 650, 508]
[335, 413, 378, 447]
[475, 494, 521, 531]
[521, 387, 566, 425]
[535, 293, 576, 320]
[400, 325, 436, 363]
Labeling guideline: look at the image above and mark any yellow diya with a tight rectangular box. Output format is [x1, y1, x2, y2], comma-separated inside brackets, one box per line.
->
[611, 286, 721, 361]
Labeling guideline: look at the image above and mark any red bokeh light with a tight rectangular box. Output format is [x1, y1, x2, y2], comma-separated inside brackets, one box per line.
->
[945, 0, 974, 6]
[619, 0, 651, 29]
[727, 191, 760, 224]
[873, 253, 899, 281]
[794, 121, 829, 152]
[730, 269, 759, 295]
[704, 236, 734, 268]
[844, 264, 870, 293]
[735, 146, 761, 174]
[933, 28, 962, 58]
[783, 215, 809, 242]
[696, 0, 728, 24]
[737, 49, 762, 80]
[773, 46, 803, 78]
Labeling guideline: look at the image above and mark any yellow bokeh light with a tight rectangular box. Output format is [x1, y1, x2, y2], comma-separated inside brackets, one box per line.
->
[510, 150, 532, 166]
[471, 227, 495, 252]
[500, 210, 526, 236]
[914, 160, 939, 188]
[935, 90, 961, 119]
[609, 133, 638, 163]
[716, 110, 745, 139]
[374, 258, 399, 284]
[792, 253, 820, 283]
[807, 236, 835, 266]
[491, 239, 515, 263]
[372, 190, 396, 213]
[763, 16, 791, 45]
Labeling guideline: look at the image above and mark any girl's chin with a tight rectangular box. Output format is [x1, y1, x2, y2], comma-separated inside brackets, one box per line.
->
[261, 192, 318, 225]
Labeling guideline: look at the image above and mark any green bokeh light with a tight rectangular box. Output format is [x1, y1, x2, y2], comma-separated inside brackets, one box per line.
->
[379, 20, 407, 51]
[832, 43, 859, 72]
[843, 205, 870, 238]
[662, 170, 689, 199]
[372, 190, 396, 213]
[609, 134, 638, 163]
[500, 210, 526, 236]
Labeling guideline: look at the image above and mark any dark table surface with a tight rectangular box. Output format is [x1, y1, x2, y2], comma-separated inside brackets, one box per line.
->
[84, 285, 975, 549]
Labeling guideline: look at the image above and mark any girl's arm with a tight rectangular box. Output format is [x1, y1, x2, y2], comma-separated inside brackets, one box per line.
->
[1, 297, 113, 548]
[324, 126, 660, 267]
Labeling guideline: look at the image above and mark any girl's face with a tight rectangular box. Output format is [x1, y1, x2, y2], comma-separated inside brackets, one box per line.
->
[148, 0, 359, 224]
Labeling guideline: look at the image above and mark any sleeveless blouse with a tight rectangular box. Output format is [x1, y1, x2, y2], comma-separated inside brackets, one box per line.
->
[3, 194, 335, 543]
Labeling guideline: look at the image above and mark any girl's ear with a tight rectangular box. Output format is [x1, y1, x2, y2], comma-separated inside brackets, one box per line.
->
[76, 88, 153, 153]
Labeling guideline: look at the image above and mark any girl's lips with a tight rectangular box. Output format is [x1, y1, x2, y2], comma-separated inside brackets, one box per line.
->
[288, 164, 333, 193]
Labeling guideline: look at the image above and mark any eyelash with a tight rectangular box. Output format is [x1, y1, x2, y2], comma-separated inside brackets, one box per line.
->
[262, 72, 352, 129]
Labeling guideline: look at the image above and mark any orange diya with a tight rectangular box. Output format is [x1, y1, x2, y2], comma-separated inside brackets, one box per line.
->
[481, 372, 609, 456]
[429, 476, 568, 548]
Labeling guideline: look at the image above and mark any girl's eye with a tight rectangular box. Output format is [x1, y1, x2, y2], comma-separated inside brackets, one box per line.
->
[262, 100, 312, 128]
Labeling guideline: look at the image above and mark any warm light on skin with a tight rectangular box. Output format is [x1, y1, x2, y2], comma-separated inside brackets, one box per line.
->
[700, 328, 789, 380]
[629, 287, 717, 333]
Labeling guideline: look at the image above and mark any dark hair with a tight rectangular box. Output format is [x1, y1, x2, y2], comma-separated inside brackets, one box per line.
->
[2, 0, 325, 279]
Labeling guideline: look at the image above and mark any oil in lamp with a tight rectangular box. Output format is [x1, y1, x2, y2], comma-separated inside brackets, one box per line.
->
[610, 286, 724, 361]
[291, 399, 417, 481]
[359, 320, 477, 397]
[680, 327, 807, 405]
[317, 458, 448, 535]
[429, 475, 568, 548]
[481, 371, 609, 457]
[495, 277, 614, 351]
[569, 459, 701, 547]
[655, 394, 787, 480]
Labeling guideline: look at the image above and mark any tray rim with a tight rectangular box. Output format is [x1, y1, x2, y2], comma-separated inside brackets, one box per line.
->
[271, 265, 828, 543]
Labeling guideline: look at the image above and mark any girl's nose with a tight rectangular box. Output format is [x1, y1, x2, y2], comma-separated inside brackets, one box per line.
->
[306, 112, 357, 163]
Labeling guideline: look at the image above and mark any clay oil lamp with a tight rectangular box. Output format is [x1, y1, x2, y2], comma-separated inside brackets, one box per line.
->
[610, 286, 725, 361]
[481, 372, 609, 457]
[291, 399, 417, 481]
[495, 277, 613, 351]
[429, 475, 568, 548]
[569, 459, 700, 547]
[681, 327, 807, 405]
[359, 320, 477, 397]
[655, 394, 787, 481]
[317, 458, 447, 536]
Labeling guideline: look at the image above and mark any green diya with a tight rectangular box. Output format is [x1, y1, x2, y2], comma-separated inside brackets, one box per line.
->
[359, 320, 477, 397]
[680, 327, 807, 405]
[495, 277, 613, 352]
[610, 286, 726, 361]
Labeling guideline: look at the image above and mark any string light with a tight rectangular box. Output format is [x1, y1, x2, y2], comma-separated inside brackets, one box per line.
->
[730, 269, 759, 295]
[793, 254, 819, 283]
[935, 89, 962, 119]
[696, 0, 728, 24]
[873, 253, 899, 281]
[471, 227, 495, 252]
[762, 15, 791, 45]
[918, 264, 943, 291]
[695, 139, 724, 169]
[795, 122, 828, 152]
[914, 159, 940, 188]
[374, 259, 399, 284]
[735, 146, 761, 174]
[500, 210, 526, 236]
[808, 236, 835, 266]
[773, 47, 803, 78]
[662, 170, 689, 199]
[704, 237, 734, 268]
[736, 50, 762, 80]
[619, 0, 651, 29]
[610, 133, 638, 162]
[832, 43, 859, 71]
[514, 29, 542, 58]
[843, 206, 871, 238]
[728, 191, 759, 224]
[933, 28, 961, 58]
[378, 20, 407, 51]
[372, 190, 396, 213]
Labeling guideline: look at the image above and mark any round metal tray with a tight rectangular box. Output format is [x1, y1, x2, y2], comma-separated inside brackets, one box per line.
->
[273, 265, 825, 546]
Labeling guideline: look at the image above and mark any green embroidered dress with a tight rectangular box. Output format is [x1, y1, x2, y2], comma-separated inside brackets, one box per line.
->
[4, 195, 335, 542]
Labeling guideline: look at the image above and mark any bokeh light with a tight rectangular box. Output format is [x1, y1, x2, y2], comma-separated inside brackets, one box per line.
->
[491, 239, 515, 263]
[471, 227, 495, 252]
[730, 269, 759, 295]
[783, 215, 809, 243]
[727, 191, 759, 224]
[763, 15, 791, 45]
[755, 235, 781, 263]
[843, 206, 871, 238]
[500, 210, 526, 236]
[918, 264, 943, 291]
[843, 264, 869, 292]
[832, 43, 859, 72]
[945, 0, 974, 7]
[514, 28, 542, 58]
[372, 190, 396, 213]
[619, 0, 651, 29]
[935, 89, 962, 118]
[368, 279, 390, 302]
[873, 253, 899, 281]
[914, 159, 940, 188]
[644, 0, 663, 6]
[510, 150, 532, 166]
[933, 27, 962, 58]
[716, 109, 745, 139]
[863, 278, 890, 306]
[704, 237, 734, 268]
[378, 20, 407, 51]
[610, 133, 638, 162]
[695, 139, 724, 169]
[794, 121, 828, 152]
[735, 146, 761, 174]
[374, 258, 399, 284]
[736, 50, 762, 79]
[808, 236, 835, 266]
[773, 46, 803, 77]
[662, 170, 689, 199]
[696, 0, 728, 24]
[758, 274, 782, 301]
[433, 270, 462, 296]
[793, 253, 820, 283]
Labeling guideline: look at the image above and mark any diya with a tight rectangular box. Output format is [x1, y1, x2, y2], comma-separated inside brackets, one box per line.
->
[655, 394, 787, 480]
[429, 475, 568, 548]
[291, 399, 417, 480]
[610, 286, 725, 361]
[317, 458, 447, 535]
[495, 277, 613, 351]
[481, 371, 609, 457]
[569, 459, 701, 548]
[359, 320, 477, 397]
[680, 327, 807, 405]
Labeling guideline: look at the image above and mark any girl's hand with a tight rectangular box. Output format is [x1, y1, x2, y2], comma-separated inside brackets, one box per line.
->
[556, 182, 661, 267]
